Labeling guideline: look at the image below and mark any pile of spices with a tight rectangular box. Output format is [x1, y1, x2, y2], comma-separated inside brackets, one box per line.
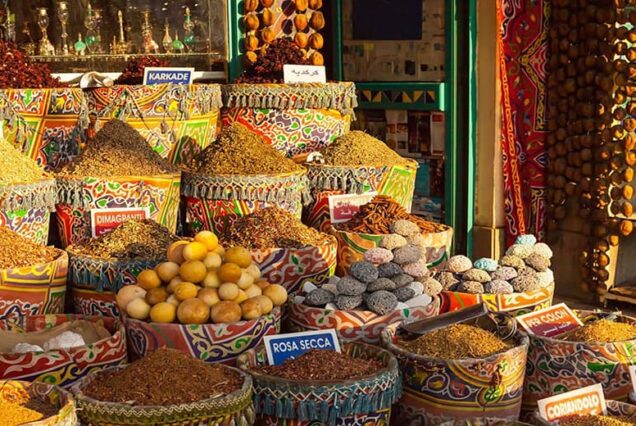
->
[0, 227, 59, 269]
[82, 348, 242, 406]
[560, 319, 636, 342]
[222, 207, 330, 249]
[320, 131, 412, 167]
[337, 195, 445, 234]
[0, 399, 58, 426]
[397, 324, 511, 359]
[560, 416, 636, 426]
[0, 138, 48, 186]
[236, 38, 309, 83]
[0, 41, 65, 88]
[115, 56, 169, 85]
[255, 349, 384, 381]
[189, 124, 302, 175]
[69, 220, 179, 259]
[58, 120, 177, 178]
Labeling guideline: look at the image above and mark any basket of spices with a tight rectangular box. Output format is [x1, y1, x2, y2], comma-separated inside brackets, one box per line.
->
[72, 347, 254, 425]
[0, 380, 77, 426]
[533, 400, 636, 425]
[304, 131, 418, 231]
[237, 343, 401, 425]
[221, 207, 337, 293]
[55, 119, 181, 248]
[0, 41, 87, 171]
[118, 232, 287, 364]
[437, 235, 555, 316]
[382, 317, 529, 425]
[440, 421, 532, 426]
[68, 220, 180, 317]
[289, 227, 442, 343]
[523, 311, 636, 417]
[0, 228, 67, 320]
[183, 125, 308, 235]
[331, 195, 453, 275]
[0, 138, 56, 245]
[0, 315, 126, 388]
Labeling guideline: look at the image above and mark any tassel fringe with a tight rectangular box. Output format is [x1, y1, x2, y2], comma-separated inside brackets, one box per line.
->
[0, 179, 57, 211]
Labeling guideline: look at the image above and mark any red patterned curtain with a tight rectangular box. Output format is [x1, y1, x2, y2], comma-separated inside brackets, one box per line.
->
[498, 0, 549, 244]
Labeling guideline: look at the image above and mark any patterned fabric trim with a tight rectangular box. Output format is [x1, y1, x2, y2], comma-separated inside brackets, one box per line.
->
[0, 178, 57, 211]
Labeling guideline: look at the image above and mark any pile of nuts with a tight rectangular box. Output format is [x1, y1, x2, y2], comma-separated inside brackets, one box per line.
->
[300, 219, 441, 315]
[435, 234, 554, 295]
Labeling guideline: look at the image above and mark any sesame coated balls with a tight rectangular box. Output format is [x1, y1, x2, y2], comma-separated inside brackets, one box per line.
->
[364, 247, 394, 264]
[380, 234, 408, 251]
[349, 261, 379, 284]
[366, 291, 399, 315]
[378, 262, 403, 278]
[390, 219, 421, 237]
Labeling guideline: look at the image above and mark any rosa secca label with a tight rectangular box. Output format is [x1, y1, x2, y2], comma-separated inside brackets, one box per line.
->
[516, 303, 583, 338]
[263, 329, 340, 366]
[537, 384, 606, 421]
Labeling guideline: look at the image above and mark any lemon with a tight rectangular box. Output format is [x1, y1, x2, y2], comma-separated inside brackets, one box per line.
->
[218, 263, 241, 283]
[137, 270, 162, 290]
[167, 241, 188, 263]
[150, 302, 177, 323]
[224, 247, 252, 268]
[174, 282, 199, 301]
[194, 231, 219, 251]
[179, 260, 207, 283]
[156, 262, 180, 282]
[183, 242, 208, 261]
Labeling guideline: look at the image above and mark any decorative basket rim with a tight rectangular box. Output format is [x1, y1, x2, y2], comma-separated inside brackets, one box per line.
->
[329, 222, 453, 237]
[67, 247, 169, 264]
[71, 363, 252, 411]
[223, 82, 356, 89]
[0, 249, 67, 274]
[306, 159, 419, 171]
[439, 281, 556, 299]
[0, 379, 75, 425]
[239, 341, 398, 387]
[55, 172, 182, 182]
[381, 321, 530, 363]
[0, 176, 56, 191]
[0, 87, 83, 93]
[241, 234, 337, 251]
[183, 168, 307, 181]
[87, 83, 223, 91]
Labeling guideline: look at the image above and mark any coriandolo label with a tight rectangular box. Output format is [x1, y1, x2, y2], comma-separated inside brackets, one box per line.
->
[263, 329, 340, 365]
[538, 384, 606, 421]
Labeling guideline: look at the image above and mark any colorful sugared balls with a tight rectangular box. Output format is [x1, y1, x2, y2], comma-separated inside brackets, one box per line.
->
[364, 247, 394, 264]
[462, 268, 491, 283]
[305, 288, 335, 306]
[348, 261, 379, 284]
[336, 294, 363, 310]
[378, 262, 403, 278]
[336, 276, 367, 296]
[485, 280, 514, 294]
[390, 219, 421, 237]
[367, 278, 396, 292]
[420, 278, 443, 296]
[457, 281, 485, 294]
[506, 244, 533, 259]
[446, 255, 473, 273]
[515, 234, 537, 246]
[393, 244, 422, 265]
[366, 290, 398, 315]
[380, 234, 408, 251]
[473, 257, 498, 272]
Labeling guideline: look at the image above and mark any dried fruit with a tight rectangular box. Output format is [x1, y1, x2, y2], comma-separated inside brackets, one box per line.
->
[244, 14, 260, 31]
[310, 50, 324, 65]
[309, 11, 325, 30]
[309, 0, 323, 9]
[261, 28, 276, 44]
[244, 51, 258, 64]
[309, 33, 324, 49]
[294, 14, 308, 31]
[244, 34, 259, 51]
[262, 8, 275, 26]
[244, 0, 259, 12]
[294, 32, 309, 48]
[295, 0, 309, 12]
[261, 0, 274, 6]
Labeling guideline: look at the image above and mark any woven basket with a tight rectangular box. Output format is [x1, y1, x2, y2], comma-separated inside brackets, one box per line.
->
[86, 84, 222, 165]
[183, 170, 308, 235]
[287, 296, 440, 344]
[330, 221, 453, 276]
[0, 315, 127, 388]
[439, 282, 555, 317]
[72, 365, 255, 425]
[0, 178, 57, 245]
[523, 310, 636, 417]
[305, 162, 418, 232]
[440, 421, 532, 426]
[0, 250, 67, 320]
[0, 87, 88, 171]
[221, 83, 357, 158]
[125, 308, 282, 365]
[0, 380, 77, 426]
[237, 342, 401, 426]
[533, 400, 636, 425]
[382, 322, 529, 425]
[55, 173, 181, 248]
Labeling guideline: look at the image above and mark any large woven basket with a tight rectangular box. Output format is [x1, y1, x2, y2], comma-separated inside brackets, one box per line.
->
[86, 84, 222, 165]
[440, 421, 531, 426]
[72, 365, 255, 425]
[382, 322, 529, 425]
[0, 315, 127, 388]
[533, 400, 636, 425]
[0, 380, 77, 426]
[221, 83, 357, 158]
[237, 342, 401, 426]
[55, 173, 181, 248]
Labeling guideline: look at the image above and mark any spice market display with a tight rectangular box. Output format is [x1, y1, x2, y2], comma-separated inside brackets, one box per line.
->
[1, 2, 636, 425]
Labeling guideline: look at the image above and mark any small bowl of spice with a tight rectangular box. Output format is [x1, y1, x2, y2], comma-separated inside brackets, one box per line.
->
[524, 311, 636, 414]
[0, 380, 76, 426]
[221, 207, 337, 293]
[67, 219, 180, 317]
[237, 342, 401, 425]
[0, 227, 67, 320]
[305, 131, 419, 231]
[330, 195, 453, 275]
[72, 347, 254, 426]
[533, 400, 636, 425]
[382, 320, 529, 424]
[182, 124, 309, 235]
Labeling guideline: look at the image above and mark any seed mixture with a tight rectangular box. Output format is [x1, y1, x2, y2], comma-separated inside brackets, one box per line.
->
[0, 227, 59, 269]
[397, 324, 511, 359]
[0, 138, 48, 186]
[189, 125, 302, 175]
[58, 120, 178, 178]
[222, 207, 330, 249]
[560, 319, 636, 342]
[560, 416, 636, 426]
[255, 349, 384, 381]
[320, 131, 412, 167]
[0, 41, 65, 88]
[82, 348, 242, 406]
[0, 399, 58, 426]
[337, 195, 445, 234]
[69, 220, 179, 260]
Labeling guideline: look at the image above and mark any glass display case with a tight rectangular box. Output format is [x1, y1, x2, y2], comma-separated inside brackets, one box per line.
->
[1, 0, 227, 74]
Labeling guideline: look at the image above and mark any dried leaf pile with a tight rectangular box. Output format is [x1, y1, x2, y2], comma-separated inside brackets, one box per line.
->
[320, 131, 411, 167]
[0, 227, 59, 269]
[560, 319, 636, 342]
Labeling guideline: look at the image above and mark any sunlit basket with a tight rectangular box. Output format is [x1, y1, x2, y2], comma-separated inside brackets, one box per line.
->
[533, 400, 636, 425]
[0, 380, 77, 426]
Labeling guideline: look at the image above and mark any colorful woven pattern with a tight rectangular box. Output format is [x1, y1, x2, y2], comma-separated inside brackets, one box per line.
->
[0, 315, 127, 388]
[0, 380, 77, 426]
[0, 88, 87, 171]
[125, 308, 282, 365]
[87, 84, 222, 165]
[0, 251, 67, 320]
[382, 323, 529, 425]
[55, 174, 181, 248]
[499, 0, 549, 243]
[0, 207, 50, 245]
